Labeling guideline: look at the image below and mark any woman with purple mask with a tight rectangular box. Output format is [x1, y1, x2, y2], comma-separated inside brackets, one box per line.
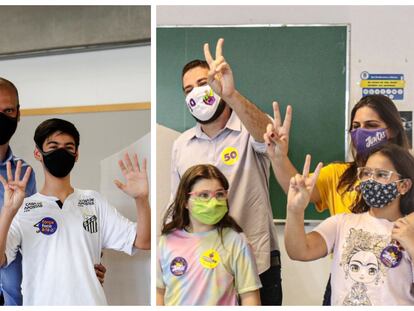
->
[264, 94, 409, 217]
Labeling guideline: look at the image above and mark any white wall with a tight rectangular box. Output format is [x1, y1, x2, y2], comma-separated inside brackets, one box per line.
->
[0, 45, 150, 108]
[100, 134, 151, 306]
[156, 5, 414, 305]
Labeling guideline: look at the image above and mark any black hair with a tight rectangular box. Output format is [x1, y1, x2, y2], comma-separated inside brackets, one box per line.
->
[181, 59, 210, 80]
[34, 118, 80, 150]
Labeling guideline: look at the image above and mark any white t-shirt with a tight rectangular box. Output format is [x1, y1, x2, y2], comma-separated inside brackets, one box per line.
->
[314, 212, 414, 305]
[5, 189, 137, 305]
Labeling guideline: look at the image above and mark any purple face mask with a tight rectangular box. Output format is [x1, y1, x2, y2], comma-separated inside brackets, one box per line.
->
[350, 127, 387, 155]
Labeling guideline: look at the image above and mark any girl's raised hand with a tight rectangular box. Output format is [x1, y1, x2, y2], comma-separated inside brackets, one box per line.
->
[0, 161, 32, 215]
[264, 101, 292, 160]
[287, 154, 322, 213]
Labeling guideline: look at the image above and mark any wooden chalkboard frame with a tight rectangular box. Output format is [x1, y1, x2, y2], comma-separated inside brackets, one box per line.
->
[157, 24, 350, 221]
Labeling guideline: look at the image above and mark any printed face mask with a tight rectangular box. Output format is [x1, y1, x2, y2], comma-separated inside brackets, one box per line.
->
[350, 128, 387, 155]
[40, 147, 76, 178]
[189, 197, 228, 225]
[360, 179, 400, 208]
[0, 113, 18, 145]
[185, 85, 221, 122]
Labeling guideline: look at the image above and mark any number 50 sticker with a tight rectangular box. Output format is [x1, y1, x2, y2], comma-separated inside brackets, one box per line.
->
[221, 147, 239, 166]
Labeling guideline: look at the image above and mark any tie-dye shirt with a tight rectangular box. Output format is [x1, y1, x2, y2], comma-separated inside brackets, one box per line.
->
[157, 228, 261, 305]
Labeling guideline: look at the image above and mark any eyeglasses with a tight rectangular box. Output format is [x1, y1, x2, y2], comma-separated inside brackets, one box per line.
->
[357, 167, 402, 184]
[188, 190, 228, 202]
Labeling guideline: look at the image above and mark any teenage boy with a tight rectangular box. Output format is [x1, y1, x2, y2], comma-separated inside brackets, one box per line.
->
[0, 118, 150, 305]
[0, 79, 106, 305]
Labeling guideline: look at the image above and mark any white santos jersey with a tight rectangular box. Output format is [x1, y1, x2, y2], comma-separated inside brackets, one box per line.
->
[5, 189, 137, 305]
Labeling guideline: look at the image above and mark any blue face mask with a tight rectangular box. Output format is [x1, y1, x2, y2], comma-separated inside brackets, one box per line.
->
[350, 128, 387, 155]
[360, 179, 400, 208]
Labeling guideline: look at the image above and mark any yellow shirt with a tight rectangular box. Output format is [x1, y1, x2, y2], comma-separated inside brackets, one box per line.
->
[314, 162, 358, 216]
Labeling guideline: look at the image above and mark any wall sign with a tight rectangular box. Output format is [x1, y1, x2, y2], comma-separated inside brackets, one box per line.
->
[360, 72, 405, 100]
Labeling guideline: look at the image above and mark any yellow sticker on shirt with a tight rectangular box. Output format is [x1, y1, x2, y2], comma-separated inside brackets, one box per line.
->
[199, 249, 221, 269]
[221, 147, 239, 166]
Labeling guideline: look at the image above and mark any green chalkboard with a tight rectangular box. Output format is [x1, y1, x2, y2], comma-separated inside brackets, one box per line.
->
[157, 26, 347, 220]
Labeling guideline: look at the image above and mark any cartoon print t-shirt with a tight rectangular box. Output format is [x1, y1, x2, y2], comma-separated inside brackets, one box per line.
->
[314, 212, 414, 305]
[157, 228, 261, 305]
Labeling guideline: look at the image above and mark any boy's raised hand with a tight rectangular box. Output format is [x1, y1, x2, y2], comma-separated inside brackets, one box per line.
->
[0, 161, 32, 214]
[287, 155, 322, 213]
[114, 153, 148, 200]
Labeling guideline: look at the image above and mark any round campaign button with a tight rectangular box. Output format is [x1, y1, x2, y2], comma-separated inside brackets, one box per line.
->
[380, 244, 402, 268]
[221, 147, 239, 166]
[170, 257, 188, 276]
[199, 249, 221, 269]
[34, 217, 58, 235]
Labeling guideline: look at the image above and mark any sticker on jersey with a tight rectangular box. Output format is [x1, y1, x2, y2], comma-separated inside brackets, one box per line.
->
[199, 249, 221, 269]
[83, 214, 98, 234]
[24, 201, 43, 212]
[78, 198, 95, 207]
[34, 217, 58, 235]
[170, 257, 188, 276]
[221, 147, 239, 166]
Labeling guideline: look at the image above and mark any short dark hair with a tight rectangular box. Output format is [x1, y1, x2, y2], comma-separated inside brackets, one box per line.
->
[0, 77, 20, 108]
[34, 118, 80, 150]
[181, 59, 209, 80]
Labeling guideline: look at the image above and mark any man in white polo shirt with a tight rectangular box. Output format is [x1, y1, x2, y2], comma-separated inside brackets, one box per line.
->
[0, 118, 150, 305]
[169, 38, 282, 305]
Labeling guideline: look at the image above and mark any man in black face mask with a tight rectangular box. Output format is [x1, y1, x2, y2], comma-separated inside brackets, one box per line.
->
[0, 79, 106, 305]
[0, 78, 36, 306]
[167, 39, 283, 305]
[0, 118, 150, 305]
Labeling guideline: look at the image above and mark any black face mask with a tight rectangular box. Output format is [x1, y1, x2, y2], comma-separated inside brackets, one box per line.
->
[0, 113, 18, 145]
[39, 147, 76, 178]
[192, 99, 227, 125]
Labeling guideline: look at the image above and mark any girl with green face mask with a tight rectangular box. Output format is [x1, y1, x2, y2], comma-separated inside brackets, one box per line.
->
[157, 164, 262, 306]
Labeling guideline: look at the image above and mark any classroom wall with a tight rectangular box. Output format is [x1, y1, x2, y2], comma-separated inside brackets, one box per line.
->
[156, 5, 414, 305]
[157, 5, 414, 128]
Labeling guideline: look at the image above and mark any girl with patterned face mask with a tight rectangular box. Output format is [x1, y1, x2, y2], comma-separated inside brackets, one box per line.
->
[156, 164, 261, 306]
[264, 95, 412, 305]
[284, 144, 414, 306]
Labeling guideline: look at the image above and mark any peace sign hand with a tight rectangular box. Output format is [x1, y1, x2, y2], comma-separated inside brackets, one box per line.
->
[114, 153, 149, 200]
[204, 38, 235, 99]
[287, 155, 323, 214]
[264, 102, 292, 159]
[0, 161, 32, 215]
